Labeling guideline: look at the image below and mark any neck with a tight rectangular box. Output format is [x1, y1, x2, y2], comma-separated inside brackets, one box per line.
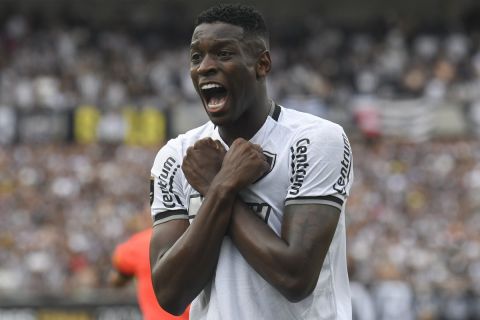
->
[218, 98, 272, 146]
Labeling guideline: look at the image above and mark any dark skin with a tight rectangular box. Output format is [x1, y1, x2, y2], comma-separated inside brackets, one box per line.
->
[189, 22, 272, 144]
[150, 22, 340, 315]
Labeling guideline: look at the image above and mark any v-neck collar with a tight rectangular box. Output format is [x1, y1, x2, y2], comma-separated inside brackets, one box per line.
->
[212, 103, 281, 149]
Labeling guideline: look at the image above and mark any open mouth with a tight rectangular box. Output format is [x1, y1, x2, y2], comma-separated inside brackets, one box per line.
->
[200, 83, 228, 111]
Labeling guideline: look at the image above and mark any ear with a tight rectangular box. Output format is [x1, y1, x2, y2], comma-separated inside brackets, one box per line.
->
[256, 51, 271, 78]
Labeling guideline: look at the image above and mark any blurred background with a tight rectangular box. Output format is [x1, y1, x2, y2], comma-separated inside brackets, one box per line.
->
[1, 0, 480, 319]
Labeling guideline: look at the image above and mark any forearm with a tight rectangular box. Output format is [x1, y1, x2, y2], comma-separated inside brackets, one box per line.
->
[228, 200, 324, 302]
[155, 136, 272, 311]
[151, 182, 236, 314]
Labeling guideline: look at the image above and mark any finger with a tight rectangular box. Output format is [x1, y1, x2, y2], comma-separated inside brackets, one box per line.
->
[193, 139, 206, 149]
[232, 137, 246, 147]
[181, 161, 190, 174]
[196, 138, 218, 150]
[186, 146, 194, 156]
[214, 140, 225, 151]
[207, 138, 219, 149]
[253, 143, 262, 150]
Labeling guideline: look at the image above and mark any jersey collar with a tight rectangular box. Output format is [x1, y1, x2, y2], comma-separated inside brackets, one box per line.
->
[212, 102, 281, 148]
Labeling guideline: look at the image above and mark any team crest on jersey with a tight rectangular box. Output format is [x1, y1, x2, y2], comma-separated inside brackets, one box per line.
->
[254, 150, 277, 183]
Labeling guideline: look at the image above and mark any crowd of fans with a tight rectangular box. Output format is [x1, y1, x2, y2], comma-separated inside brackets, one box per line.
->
[1, 14, 480, 125]
[0, 143, 154, 295]
[348, 138, 480, 319]
[1, 13, 480, 320]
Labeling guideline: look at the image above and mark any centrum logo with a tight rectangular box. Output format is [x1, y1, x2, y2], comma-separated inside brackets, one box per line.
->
[157, 157, 183, 208]
[289, 138, 310, 196]
[333, 133, 352, 196]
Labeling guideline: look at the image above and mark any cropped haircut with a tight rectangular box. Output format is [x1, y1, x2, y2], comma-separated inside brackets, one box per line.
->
[194, 4, 269, 47]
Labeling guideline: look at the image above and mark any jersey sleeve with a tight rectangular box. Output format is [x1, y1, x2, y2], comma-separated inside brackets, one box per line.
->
[285, 123, 354, 211]
[150, 139, 189, 226]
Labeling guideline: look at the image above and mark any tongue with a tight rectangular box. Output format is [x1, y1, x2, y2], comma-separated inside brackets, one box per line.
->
[208, 96, 227, 107]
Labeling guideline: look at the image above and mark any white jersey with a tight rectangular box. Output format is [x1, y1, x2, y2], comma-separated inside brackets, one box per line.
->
[151, 105, 354, 320]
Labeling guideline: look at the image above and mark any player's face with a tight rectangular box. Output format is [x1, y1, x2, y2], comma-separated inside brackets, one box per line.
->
[190, 22, 259, 126]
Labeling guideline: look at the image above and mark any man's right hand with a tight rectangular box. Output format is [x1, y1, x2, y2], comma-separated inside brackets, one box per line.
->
[217, 138, 270, 192]
[182, 138, 226, 195]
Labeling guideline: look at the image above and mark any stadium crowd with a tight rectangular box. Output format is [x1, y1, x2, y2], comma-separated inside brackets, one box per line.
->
[1, 13, 480, 319]
[1, 14, 480, 125]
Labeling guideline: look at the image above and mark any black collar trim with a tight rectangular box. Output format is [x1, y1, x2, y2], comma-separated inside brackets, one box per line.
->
[271, 104, 281, 121]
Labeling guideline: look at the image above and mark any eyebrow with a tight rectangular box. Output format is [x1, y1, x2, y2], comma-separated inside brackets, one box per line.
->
[190, 39, 239, 50]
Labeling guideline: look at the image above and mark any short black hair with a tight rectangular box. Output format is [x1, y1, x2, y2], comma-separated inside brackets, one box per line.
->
[194, 4, 269, 45]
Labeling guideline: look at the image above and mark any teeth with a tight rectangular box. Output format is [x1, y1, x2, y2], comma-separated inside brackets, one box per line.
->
[208, 103, 223, 108]
[201, 83, 222, 90]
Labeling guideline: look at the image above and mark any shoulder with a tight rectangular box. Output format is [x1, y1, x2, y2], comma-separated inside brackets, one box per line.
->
[151, 122, 214, 174]
[165, 122, 215, 153]
[277, 105, 347, 145]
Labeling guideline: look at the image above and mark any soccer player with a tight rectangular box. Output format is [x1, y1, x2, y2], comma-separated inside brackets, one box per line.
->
[149, 4, 354, 319]
[111, 223, 189, 320]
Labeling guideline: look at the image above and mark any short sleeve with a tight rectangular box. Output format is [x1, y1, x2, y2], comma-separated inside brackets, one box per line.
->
[285, 123, 354, 211]
[150, 139, 189, 225]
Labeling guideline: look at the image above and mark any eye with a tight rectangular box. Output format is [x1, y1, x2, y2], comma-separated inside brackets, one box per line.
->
[218, 50, 233, 60]
[190, 52, 202, 64]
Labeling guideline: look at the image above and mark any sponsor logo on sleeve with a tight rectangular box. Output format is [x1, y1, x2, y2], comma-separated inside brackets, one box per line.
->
[288, 138, 310, 196]
[333, 133, 352, 196]
[157, 157, 183, 208]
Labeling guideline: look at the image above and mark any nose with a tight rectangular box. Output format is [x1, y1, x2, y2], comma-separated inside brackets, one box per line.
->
[197, 54, 217, 76]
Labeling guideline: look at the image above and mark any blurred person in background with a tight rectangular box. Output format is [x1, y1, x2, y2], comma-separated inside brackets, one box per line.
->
[371, 262, 414, 320]
[348, 257, 376, 320]
[110, 205, 189, 320]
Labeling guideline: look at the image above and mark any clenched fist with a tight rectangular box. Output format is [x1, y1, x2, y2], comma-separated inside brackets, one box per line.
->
[217, 138, 270, 192]
[182, 138, 226, 195]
